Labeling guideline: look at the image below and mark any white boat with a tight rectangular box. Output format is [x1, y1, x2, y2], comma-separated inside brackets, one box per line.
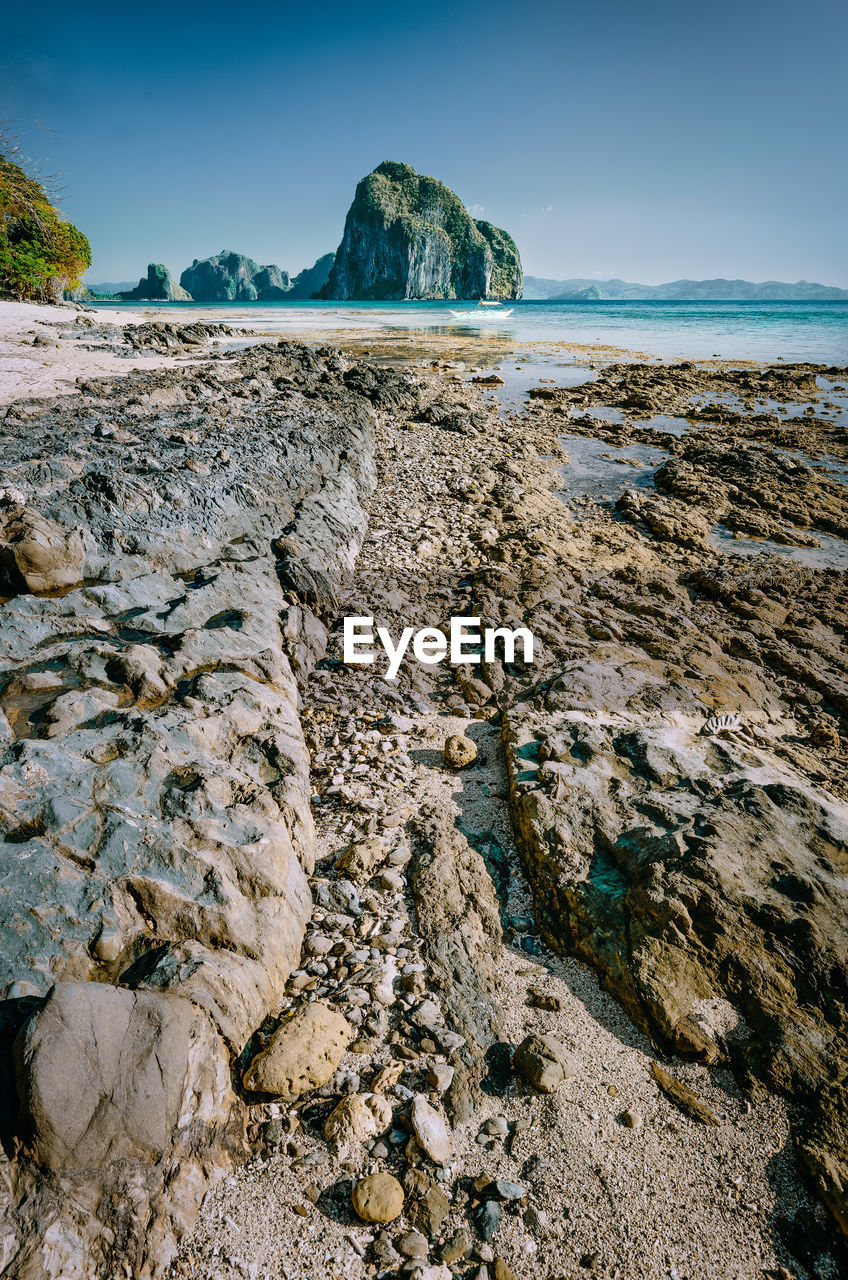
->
[449, 300, 514, 321]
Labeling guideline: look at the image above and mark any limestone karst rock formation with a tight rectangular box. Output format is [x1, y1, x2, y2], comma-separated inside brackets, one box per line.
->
[320, 161, 523, 300]
[117, 263, 192, 301]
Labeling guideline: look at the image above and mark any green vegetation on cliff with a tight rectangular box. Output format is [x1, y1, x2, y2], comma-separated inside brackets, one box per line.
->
[322, 161, 523, 300]
[0, 150, 91, 301]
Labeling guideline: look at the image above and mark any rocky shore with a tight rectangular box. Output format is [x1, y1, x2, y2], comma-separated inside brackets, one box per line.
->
[0, 309, 845, 1280]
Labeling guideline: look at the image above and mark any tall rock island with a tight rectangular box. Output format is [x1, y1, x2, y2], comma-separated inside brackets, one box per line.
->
[179, 250, 334, 302]
[117, 264, 192, 301]
[321, 161, 523, 300]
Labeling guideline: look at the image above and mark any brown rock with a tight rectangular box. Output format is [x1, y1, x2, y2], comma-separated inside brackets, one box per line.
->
[337, 836, 388, 881]
[351, 1172, 404, 1223]
[513, 1033, 576, 1092]
[444, 734, 477, 768]
[242, 1001, 353, 1098]
[0, 505, 84, 595]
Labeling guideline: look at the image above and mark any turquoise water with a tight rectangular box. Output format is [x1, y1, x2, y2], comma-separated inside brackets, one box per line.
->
[92, 298, 848, 363]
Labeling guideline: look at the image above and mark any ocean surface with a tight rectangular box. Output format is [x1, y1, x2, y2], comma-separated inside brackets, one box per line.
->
[92, 298, 848, 363]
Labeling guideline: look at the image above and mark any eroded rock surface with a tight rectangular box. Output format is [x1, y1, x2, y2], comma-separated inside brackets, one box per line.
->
[0, 339, 398, 1276]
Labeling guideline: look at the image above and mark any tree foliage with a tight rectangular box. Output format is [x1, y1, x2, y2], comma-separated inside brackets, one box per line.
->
[0, 136, 91, 301]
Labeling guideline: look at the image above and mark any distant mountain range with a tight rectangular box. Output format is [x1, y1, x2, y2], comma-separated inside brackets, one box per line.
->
[523, 276, 848, 301]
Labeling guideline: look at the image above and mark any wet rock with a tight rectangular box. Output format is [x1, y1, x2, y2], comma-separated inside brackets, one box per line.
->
[444, 734, 477, 768]
[243, 1002, 354, 1098]
[351, 1172, 405, 1223]
[512, 1033, 576, 1092]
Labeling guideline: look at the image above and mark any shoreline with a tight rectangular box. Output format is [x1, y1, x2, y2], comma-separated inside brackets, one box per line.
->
[0, 303, 846, 1279]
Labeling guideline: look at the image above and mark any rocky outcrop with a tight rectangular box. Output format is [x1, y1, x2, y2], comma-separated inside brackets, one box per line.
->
[118, 264, 192, 301]
[179, 250, 291, 301]
[0, 340, 394, 1276]
[321, 161, 523, 300]
[288, 252, 335, 299]
[504, 650, 848, 1233]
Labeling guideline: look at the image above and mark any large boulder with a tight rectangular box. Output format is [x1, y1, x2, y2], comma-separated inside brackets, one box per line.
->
[117, 264, 192, 301]
[179, 250, 290, 301]
[321, 160, 523, 300]
[11, 982, 235, 1279]
[0, 504, 84, 594]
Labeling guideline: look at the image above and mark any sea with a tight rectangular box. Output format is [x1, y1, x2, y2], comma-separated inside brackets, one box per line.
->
[91, 298, 848, 364]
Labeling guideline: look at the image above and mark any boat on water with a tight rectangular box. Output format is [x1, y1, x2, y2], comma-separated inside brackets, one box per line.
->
[449, 298, 514, 321]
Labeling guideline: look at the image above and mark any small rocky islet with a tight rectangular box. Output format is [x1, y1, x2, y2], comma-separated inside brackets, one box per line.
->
[0, 294, 846, 1280]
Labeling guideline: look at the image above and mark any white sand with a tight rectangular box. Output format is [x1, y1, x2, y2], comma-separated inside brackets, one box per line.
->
[0, 300, 202, 405]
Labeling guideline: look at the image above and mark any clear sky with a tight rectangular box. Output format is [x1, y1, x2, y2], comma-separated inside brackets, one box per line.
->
[3, 0, 847, 286]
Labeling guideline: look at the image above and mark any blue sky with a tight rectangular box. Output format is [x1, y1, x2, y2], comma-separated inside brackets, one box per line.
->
[3, 0, 847, 285]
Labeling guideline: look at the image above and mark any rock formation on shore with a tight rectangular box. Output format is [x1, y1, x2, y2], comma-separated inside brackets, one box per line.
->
[179, 250, 291, 301]
[320, 161, 523, 300]
[117, 263, 192, 301]
[0, 337, 399, 1277]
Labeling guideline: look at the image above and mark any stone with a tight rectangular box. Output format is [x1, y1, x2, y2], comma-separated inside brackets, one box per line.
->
[243, 1002, 354, 1099]
[323, 1092, 393, 1152]
[321, 161, 522, 301]
[476, 1200, 502, 1241]
[444, 734, 477, 768]
[650, 1063, 719, 1126]
[440, 1231, 469, 1264]
[485, 1180, 527, 1202]
[512, 1034, 576, 1092]
[338, 836, 388, 881]
[481, 1116, 509, 1137]
[398, 1230, 429, 1259]
[527, 988, 563, 1011]
[351, 1172, 405, 1223]
[493, 1260, 516, 1280]
[0, 505, 84, 594]
[427, 1063, 455, 1092]
[409, 1185, 451, 1235]
[811, 722, 840, 749]
[410, 1095, 452, 1164]
[411, 999, 442, 1029]
[622, 1107, 643, 1130]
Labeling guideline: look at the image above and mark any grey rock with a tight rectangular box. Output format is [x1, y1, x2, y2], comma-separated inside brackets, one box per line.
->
[321, 161, 522, 301]
[117, 264, 192, 302]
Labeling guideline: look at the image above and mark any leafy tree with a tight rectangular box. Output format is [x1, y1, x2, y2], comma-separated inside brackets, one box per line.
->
[0, 135, 91, 301]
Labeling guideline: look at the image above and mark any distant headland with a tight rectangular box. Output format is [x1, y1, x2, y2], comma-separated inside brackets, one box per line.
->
[524, 275, 848, 301]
